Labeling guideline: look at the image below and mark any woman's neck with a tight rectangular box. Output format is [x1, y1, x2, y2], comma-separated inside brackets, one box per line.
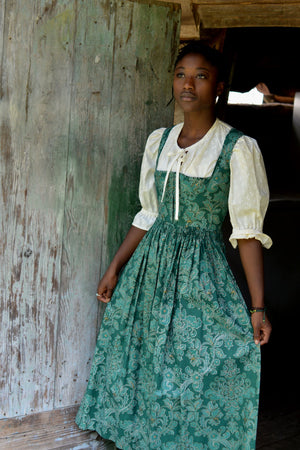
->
[182, 111, 216, 138]
[178, 111, 216, 148]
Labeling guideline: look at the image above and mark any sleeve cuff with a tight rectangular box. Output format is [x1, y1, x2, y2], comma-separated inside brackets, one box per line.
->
[229, 229, 273, 249]
[132, 208, 158, 231]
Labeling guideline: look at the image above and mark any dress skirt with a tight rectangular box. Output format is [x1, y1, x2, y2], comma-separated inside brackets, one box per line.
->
[76, 128, 261, 449]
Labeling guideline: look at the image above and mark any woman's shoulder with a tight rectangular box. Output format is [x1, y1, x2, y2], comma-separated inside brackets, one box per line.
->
[143, 127, 167, 157]
[218, 119, 260, 154]
[147, 127, 166, 141]
[147, 122, 183, 140]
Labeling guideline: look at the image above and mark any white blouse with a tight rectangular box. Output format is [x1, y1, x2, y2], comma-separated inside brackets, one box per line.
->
[132, 119, 272, 249]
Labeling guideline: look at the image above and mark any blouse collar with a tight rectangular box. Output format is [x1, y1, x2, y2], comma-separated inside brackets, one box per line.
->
[174, 118, 220, 151]
[160, 120, 220, 221]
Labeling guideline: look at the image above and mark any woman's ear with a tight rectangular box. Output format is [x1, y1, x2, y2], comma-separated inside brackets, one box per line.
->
[216, 81, 225, 97]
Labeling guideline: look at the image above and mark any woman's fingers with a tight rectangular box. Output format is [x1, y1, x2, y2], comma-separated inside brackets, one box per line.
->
[96, 271, 118, 303]
[96, 285, 115, 303]
[96, 293, 110, 303]
[106, 288, 114, 300]
[253, 328, 261, 346]
[252, 313, 272, 346]
[259, 321, 272, 346]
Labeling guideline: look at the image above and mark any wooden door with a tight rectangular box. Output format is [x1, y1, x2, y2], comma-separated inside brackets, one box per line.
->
[0, 0, 180, 426]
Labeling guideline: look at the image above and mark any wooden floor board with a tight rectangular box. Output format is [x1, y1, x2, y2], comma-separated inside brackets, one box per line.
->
[1, 405, 299, 449]
[54, 440, 104, 450]
[0, 406, 91, 450]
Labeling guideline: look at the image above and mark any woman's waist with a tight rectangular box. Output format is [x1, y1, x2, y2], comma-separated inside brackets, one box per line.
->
[152, 216, 223, 240]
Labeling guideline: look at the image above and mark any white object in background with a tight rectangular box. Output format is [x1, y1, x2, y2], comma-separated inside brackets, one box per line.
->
[228, 87, 264, 105]
[293, 92, 300, 144]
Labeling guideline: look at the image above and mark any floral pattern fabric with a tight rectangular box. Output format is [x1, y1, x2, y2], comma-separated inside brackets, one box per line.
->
[76, 128, 261, 449]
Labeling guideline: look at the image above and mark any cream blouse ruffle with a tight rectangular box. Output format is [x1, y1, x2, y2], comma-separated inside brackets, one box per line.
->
[132, 118, 272, 249]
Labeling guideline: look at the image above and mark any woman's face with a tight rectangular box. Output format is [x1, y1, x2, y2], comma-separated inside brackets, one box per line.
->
[173, 53, 224, 113]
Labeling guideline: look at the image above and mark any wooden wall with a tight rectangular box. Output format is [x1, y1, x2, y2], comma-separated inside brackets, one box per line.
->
[0, 0, 180, 421]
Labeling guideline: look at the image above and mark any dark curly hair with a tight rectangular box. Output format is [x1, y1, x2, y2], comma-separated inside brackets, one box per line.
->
[175, 41, 226, 82]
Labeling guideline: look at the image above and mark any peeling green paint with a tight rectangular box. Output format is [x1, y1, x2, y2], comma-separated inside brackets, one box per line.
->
[107, 160, 141, 263]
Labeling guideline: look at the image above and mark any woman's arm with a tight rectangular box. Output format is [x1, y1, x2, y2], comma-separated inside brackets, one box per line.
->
[96, 129, 162, 303]
[238, 238, 272, 345]
[96, 225, 147, 303]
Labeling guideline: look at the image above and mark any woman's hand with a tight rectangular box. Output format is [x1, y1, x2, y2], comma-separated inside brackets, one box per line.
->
[96, 269, 118, 303]
[96, 225, 147, 304]
[237, 238, 272, 346]
[251, 311, 272, 346]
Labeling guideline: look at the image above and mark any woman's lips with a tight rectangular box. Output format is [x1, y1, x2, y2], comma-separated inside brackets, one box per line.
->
[180, 92, 196, 101]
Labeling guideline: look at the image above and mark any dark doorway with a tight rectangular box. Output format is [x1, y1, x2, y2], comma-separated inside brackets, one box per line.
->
[221, 27, 300, 413]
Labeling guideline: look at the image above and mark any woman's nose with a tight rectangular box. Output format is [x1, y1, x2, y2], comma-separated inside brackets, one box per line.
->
[183, 76, 194, 90]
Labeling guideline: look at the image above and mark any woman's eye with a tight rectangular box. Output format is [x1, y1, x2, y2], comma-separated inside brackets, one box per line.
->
[175, 72, 208, 79]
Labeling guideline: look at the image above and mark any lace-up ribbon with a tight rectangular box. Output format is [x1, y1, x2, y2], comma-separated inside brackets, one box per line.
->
[160, 148, 187, 221]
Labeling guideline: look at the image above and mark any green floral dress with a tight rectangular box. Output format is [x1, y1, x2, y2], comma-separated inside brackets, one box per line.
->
[76, 128, 261, 449]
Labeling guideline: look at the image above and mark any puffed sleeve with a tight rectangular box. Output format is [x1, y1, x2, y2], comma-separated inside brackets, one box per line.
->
[132, 128, 165, 230]
[228, 135, 272, 249]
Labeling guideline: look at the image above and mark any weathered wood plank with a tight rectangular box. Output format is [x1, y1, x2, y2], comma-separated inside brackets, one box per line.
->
[0, 0, 75, 417]
[193, 0, 300, 4]
[57, 442, 105, 450]
[21, 0, 77, 414]
[155, 0, 300, 37]
[0, 0, 42, 418]
[0, 0, 180, 423]
[0, 406, 96, 449]
[0, 405, 119, 449]
[196, 3, 300, 28]
[0, 0, 8, 419]
[0, 0, 5, 83]
[1, 404, 299, 449]
[106, 0, 180, 262]
[55, 0, 180, 408]
[146, 0, 198, 38]
[54, 0, 117, 408]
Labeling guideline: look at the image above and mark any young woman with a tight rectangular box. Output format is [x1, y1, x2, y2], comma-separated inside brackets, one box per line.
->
[76, 42, 272, 449]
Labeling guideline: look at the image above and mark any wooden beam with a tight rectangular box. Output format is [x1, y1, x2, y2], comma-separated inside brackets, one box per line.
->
[193, 0, 300, 3]
[157, 0, 191, 22]
[157, 0, 200, 39]
[195, 3, 300, 28]
[181, 23, 199, 40]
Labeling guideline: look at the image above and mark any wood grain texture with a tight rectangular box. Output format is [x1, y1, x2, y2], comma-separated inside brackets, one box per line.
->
[54, 0, 117, 408]
[0, 0, 74, 417]
[1, 404, 299, 449]
[193, 0, 300, 4]
[154, 0, 300, 38]
[106, 0, 180, 262]
[55, 0, 180, 407]
[0, 0, 180, 424]
[0, 406, 96, 449]
[196, 3, 300, 28]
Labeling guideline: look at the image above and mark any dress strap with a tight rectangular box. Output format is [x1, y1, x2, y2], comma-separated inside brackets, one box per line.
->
[210, 127, 243, 177]
[220, 127, 244, 165]
[155, 127, 173, 170]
